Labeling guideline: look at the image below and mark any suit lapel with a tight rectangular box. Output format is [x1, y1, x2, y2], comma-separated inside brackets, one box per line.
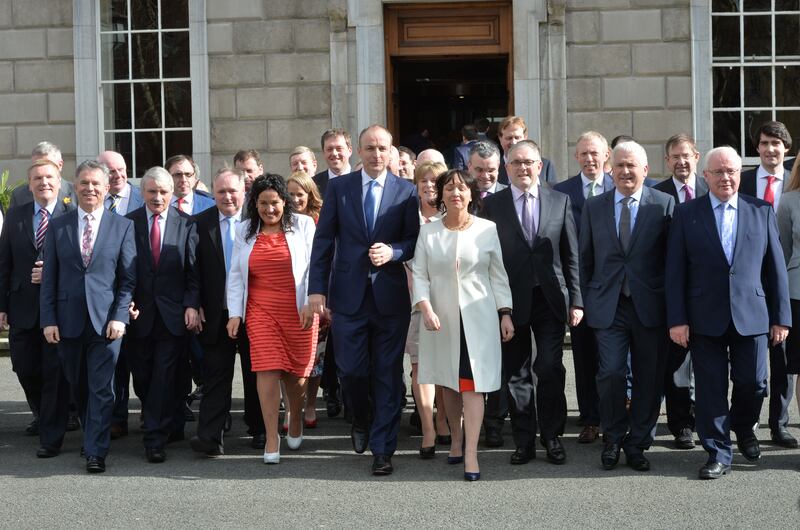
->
[699, 195, 729, 264]
[569, 176, 585, 211]
[207, 212, 226, 271]
[133, 210, 155, 270]
[627, 188, 652, 251]
[348, 174, 368, 239]
[535, 186, 552, 241]
[731, 198, 750, 264]
[499, 189, 528, 245]
[89, 210, 113, 270]
[602, 192, 624, 254]
[22, 206, 36, 249]
[372, 174, 396, 237]
[160, 211, 181, 272]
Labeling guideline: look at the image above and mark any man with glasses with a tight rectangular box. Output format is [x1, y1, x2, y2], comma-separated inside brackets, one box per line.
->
[666, 146, 790, 479]
[166, 155, 215, 215]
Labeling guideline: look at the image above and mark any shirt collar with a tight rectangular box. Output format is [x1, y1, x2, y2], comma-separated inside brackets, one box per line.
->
[580, 172, 605, 187]
[112, 183, 130, 199]
[147, 207, 168, 222]
[709, 192, 739, 210]
[672, 173, 696, 191]
[361, 168, 387, 188]
[757, 165, 785, 179]
[174, 192, 193, 205]
[510, 182, 539, 200]
[33, 198, 58, 216]
[329, 165, 351, 179]
[614, 187, 644, 205]
[218, 208, 243, 222]
[78, 205, 105, 222]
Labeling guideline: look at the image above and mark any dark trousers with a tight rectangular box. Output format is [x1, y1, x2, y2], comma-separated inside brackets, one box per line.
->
[9, 326, 70, 450]
[320, 329, 340, 400]
[570, 319, 600, 426]
[664, 341, 695, 436]
[594, 296, 666, 454]
[768, 342, 795, 431]
[58, 319, 122, 458]
[483, 388, 508, 435]
[691, 325, 767, 466]
[127, 315, 185, 449]
[502, 287, 568, 448]
[111, 346, 131, 427]
[197, 317, 264, 443]
[332, 286, 410, 456]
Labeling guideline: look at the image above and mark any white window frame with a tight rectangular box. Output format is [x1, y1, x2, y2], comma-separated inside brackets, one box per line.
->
[73, 0, 210, 181]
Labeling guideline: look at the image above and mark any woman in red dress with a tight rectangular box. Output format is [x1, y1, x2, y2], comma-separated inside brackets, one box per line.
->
[226, 175, 318, 464]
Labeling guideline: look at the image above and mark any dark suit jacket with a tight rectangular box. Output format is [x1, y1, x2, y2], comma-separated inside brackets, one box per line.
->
[653, 175, 709, 203]
[126, 206, 200, 338]
[194, 206, 232, 345]
[452, 140, 477, 170]
[308, 171, 420, 316]
[10, 183, 75, 210]
[313, 170, 331, 199]
[665, 194, 790, 336]
[0, 199, 75, 329]
[40, 208, 137, 338]
[739, 167, 787, 200]
[579, 186, 675, 329]
[553, 172, 614, 237]
[481, 185, 581, 324]
[499, 157, 557, 186]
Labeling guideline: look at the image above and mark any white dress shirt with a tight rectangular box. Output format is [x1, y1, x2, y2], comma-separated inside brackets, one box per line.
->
[756, 165, 785, 210]
[672, 173, 697, 204]
[580, 172, 606, 199]
[106, 182, 132, 215]
[329, 165, 352, 180]
[77, 205, 105, 250]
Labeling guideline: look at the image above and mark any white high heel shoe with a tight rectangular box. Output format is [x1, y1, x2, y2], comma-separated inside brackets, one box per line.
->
[286, 427, 303, 451]
[263, 436, 280, 464]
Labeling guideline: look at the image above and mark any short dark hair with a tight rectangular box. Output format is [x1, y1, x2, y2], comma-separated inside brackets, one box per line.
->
[244, 174, 295, 241]
[469, 140, 500, 160]
[473, 117, 490, 133]
[753, 120, 792, 150]
[435, 169, 482, 213]
[398, 146, 416, 161]
[320, 128, 352, 150]
[664, 133, 698, 155]
[461, 124, 479, 141]
[233, 149, 262, 167]
[610, 135, 635, 149]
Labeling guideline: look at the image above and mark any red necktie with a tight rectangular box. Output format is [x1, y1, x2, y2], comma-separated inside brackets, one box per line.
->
[177, 197, 186, 213]
[763, 175, 776, 206]
[150, 214, 161, 267]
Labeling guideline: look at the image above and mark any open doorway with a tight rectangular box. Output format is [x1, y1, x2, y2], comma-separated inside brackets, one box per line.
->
[392, 56, 509, 165]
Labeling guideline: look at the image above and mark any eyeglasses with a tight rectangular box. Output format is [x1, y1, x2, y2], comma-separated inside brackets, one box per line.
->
[509, 159, 540, 168]
[706, 169, 740, 177]
[171, 172, 195, 179]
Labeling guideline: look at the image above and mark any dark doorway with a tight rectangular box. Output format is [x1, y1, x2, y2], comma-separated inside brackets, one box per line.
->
[392, 56, 509, 166]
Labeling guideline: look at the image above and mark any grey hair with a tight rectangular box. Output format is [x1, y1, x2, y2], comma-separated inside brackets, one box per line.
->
[31, 141, 62, 162]
[702, 146, 741, 172]
[612, 141, 648, 167]
[213, 166, 245, 185]
[290, 145, 316, 161]
[507, 139, 541, 161]
[141, 166, 174, 192]
[469, 140, 500, 160]
[75, 159, 110, 184]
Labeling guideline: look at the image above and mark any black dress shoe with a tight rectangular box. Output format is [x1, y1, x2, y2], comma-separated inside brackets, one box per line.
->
[184, 403, 195, 422]
[190, 435, 224, 456]
[371, 455, 393, 475]
[674, 427, 695, 450]
[737, 432, 761, 461]
[326, 397, 342, 418]
[436, 434, 452, 446]
[626, 452, 650, 471]
[223, 413, 232, 433]
[770, 427, 799, 448]
[351, 427, 369, 454]
[36, 446, 59, 458]
[484, 430, 504, 448]
[541, 437, 566, 465]
[409, 410, 422, 432]
[510, 446, 535, 465]
[66, 415, 80, 432]
[25, 418, 39, 436]
[601, 441, 620, 470]
[463, 471, 480, 481]
[86, 455, 106, 473]
[419, 445, 435, 459]
[146, 447, 166, 463]
[110, 423, 128, 440]
[80, 446, 85, 457]
[167, 431, 185, 444]
[699, 461, 731, 479]
[251, 433, 267, 450]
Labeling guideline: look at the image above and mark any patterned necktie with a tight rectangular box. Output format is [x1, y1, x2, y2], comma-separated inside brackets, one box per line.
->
[81, 213, 94, 267]
[763, 175, 776, 206]
[683, 184, 693, 202]
[35, 208, 49, 250]
[717, 203, 734, 264]
[521, 192, 534, 244]
[150, 214, 161, 267]
[224, 217, 235, 275]
[364, 180, 377, 235]
[108, 194, 120, 213]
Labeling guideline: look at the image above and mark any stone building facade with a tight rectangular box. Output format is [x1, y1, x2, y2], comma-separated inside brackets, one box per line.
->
[0, 1, 793, 184]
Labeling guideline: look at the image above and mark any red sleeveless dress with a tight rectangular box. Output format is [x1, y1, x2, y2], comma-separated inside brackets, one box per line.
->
[245, 232, 318, 376]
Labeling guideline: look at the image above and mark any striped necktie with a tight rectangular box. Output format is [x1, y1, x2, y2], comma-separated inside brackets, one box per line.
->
[35, 208, 49, 250]
[108, 194, 121, 213]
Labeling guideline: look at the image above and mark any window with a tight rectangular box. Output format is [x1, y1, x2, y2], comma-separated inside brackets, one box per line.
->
[711, 1, 800, 161]
[98, 0, 193, 178]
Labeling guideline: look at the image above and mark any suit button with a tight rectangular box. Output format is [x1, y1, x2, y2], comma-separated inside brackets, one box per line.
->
[730, 271, 734, 276]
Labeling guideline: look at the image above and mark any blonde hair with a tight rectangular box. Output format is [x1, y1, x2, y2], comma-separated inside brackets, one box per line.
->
[413, 161, 447, 185]
[285, 170, 323, 221]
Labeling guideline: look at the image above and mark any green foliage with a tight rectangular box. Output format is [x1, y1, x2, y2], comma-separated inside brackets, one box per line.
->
[0, 169, 20, 211]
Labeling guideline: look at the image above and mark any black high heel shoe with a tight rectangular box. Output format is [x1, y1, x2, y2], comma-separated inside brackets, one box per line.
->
[419, 445, 436, 459]
[463, 471, 480, 481]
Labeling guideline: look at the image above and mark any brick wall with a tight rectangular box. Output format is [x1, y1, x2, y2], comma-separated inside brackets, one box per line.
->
[565, 0, 692, 177]
[0, 0, 75, 185]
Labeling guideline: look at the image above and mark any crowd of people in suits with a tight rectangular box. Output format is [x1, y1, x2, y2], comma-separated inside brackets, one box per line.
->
[1, 115, 799, 481]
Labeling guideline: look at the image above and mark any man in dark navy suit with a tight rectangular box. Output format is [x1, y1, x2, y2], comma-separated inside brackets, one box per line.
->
[452, 124, 479, 170]
[666, 146, 790, 479]
[126, 166, 200, 463]
[0, 159, 75, 457]
[580, 141, 674, 473]
[653, 133, 708, 450]
[553, 131, 614, 445]
[496, 116, 557, 185]
[738, 120, 798, 449]
[40, 160, 137, 473]
[308, 124, 419, 475]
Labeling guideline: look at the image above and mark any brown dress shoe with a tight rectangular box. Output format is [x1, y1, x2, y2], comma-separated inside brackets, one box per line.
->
[578, 425, 600, 444]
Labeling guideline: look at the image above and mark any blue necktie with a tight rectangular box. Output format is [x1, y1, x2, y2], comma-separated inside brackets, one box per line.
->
[717, 203, 734, 264]
[224, 217, 235, 275]
[364, 180, 377, 236]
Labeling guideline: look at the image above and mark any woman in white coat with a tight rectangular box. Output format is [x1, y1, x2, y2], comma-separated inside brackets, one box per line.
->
[227, 175, 318, 464]
[412, 169, 514, 481]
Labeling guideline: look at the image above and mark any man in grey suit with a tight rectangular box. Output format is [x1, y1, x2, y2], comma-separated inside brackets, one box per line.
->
[653, 133, 708, 450]
[9, 142, 75, 209]
[580, 141, 675, 472]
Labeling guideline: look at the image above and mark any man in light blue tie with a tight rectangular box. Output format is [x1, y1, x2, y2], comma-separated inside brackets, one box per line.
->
[666, 146, 791, 479]
[190, 168, 265, 455]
